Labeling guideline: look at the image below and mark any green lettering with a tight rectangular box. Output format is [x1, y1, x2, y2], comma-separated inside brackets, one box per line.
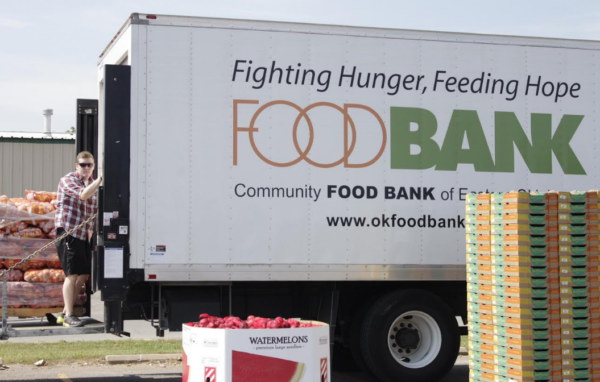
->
[495, 112, 546, 173]
[549, 114, 585, 175]
[436, 110, 494, 172]
[390, 107, 439, 169]
[389, 107, 584, 174]
[495, 113, 585, 174]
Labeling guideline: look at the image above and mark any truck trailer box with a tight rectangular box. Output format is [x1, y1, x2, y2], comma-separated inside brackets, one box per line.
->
[97, 14, 600, 282]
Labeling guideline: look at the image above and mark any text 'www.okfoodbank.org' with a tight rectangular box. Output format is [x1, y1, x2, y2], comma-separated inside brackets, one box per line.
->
[326, 214, 465, 228]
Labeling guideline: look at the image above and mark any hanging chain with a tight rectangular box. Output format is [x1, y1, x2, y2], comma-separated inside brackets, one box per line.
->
[0, 214, 97, 277]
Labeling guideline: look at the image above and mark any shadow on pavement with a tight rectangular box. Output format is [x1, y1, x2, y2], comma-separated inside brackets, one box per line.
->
[440, 364, 469, 382]
[332, 371, 377, 382]
[0, 374, 181, 382]
[331, 364, 468, 382]
[0, 367, 469, 382]
[6, 318, 102, 328]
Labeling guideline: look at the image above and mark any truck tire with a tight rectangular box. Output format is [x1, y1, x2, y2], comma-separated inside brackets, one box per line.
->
[349, 299, 376, 377]
[360, 289, 460, 382]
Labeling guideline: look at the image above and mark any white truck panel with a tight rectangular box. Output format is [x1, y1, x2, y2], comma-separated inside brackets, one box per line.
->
[98, 15, 600, 281]
[129, 23, 148, 270]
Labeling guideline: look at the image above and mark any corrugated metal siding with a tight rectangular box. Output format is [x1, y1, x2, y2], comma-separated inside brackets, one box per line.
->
[0, 139, 76, 198]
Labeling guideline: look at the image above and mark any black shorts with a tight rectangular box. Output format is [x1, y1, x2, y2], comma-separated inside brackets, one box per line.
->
[55, 228, 92, 276]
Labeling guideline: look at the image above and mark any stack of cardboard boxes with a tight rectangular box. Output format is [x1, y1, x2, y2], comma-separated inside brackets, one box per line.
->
[467, 191, 600, 382]
[556, 191, 600, 381]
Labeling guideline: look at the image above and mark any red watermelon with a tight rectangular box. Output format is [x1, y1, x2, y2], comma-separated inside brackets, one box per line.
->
[232, 351, 304, 382]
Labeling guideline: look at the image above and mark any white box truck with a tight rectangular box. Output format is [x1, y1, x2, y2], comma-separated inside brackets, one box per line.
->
[90, 13, 600, 382]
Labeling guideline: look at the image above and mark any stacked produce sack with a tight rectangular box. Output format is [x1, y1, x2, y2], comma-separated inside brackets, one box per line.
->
[0, 190, 86, 311]
[467, 191, 600, 382]
[0, 190, 58, 239]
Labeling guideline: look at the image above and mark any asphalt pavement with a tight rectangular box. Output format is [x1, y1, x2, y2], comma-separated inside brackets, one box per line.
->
[0, 357, 469, 382]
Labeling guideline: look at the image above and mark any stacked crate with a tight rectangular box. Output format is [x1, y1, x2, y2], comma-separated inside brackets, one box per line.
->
[466, 193, 494, 381]
[491, 191, 559, 382]
[595, 192, 600, 381]
[468, 191, 561, 382]
[556, 191, 600, 382]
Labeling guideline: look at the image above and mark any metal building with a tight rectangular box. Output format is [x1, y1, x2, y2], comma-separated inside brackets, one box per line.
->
[0, 132, 75, 198]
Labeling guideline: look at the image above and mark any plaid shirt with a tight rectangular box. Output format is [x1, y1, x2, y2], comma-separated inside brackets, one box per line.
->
[55, 172, 98, 240]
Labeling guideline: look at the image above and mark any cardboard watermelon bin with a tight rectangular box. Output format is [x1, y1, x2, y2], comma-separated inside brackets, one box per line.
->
[182, 320, 330, 382]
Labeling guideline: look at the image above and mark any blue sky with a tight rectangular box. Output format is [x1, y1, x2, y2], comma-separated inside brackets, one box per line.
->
[1, 0, 599, 132]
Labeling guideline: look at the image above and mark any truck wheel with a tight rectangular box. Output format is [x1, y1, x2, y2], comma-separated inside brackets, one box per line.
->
[360, 289, 459, 382]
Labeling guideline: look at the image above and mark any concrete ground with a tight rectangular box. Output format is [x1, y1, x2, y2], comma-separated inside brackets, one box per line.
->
[4, 292, 181, 343]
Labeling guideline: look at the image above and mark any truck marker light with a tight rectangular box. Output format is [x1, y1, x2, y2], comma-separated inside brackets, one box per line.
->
[149, 274, 157, 280]
[146, 15, 157, 19]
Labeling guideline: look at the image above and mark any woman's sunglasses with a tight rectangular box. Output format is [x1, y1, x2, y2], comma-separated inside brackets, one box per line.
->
[77, 162, 94, 168]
